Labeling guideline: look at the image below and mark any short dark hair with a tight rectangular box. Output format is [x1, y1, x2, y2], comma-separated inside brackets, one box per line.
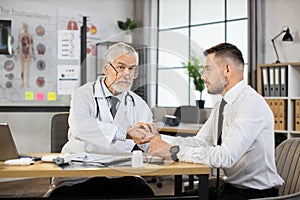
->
[204, 43, 244, 65]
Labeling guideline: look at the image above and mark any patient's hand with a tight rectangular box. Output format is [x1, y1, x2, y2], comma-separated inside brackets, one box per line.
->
[150, 135, 172, 158]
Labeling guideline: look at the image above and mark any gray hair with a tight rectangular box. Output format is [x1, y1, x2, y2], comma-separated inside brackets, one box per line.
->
[103, 42, 139, 65]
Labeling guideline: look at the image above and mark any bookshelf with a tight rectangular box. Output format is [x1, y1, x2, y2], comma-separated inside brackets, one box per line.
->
[257, 62, 300, 145]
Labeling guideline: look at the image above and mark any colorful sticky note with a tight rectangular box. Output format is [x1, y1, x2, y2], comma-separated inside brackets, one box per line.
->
[25, 92, 34, 100]
[48, 92, 57, 101]
[36, 92, 44, 101]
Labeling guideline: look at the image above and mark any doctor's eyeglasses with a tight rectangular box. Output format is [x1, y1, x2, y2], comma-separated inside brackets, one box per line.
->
[108, 62, 138, 79]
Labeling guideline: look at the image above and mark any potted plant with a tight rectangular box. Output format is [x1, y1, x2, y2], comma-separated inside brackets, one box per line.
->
[117, 18, 137, 43]
[182, 54, 205, 108]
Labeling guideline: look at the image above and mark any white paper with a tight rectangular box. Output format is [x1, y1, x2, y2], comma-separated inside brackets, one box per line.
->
[58, 30, 80, 60]
[57, 65, 80, 95]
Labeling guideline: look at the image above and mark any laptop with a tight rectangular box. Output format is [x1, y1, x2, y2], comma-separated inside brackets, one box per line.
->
[0, 123, 20, 161]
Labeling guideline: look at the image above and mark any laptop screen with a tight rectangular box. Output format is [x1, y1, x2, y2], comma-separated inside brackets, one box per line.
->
[0, 123, 20, 161]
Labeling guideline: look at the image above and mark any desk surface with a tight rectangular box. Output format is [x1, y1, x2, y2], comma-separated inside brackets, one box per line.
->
[156, 122, 202, 134]
[0, 155, 210, 178]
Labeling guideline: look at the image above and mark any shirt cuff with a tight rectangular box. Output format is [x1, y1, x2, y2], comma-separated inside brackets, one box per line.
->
[114, 128, 127, 141]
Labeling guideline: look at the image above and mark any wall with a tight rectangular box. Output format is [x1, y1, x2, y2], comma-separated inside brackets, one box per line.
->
[263, 0, 300, 64]
[0, 0, 135, 153]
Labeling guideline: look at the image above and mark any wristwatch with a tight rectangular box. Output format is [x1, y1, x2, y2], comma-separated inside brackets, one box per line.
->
[170, 145, 180, 162]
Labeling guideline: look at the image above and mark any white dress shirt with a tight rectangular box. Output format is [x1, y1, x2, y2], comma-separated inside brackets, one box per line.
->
[165, 80, 284, 190]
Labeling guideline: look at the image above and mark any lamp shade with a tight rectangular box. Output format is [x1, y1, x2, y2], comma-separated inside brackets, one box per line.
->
[271, 26, 294, 63]
[282, 28, 293, 41]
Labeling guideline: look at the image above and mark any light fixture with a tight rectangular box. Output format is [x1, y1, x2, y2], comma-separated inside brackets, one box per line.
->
[271, 26, 293, 63]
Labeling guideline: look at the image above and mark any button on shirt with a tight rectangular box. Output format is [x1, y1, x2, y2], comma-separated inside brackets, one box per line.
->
[168, 80, 284, 190]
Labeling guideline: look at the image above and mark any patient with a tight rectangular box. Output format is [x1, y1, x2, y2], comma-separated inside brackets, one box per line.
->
[150, 43, 284, 200]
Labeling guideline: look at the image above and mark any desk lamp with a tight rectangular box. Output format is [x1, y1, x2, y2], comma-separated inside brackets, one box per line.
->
[271, 26, 293, 63]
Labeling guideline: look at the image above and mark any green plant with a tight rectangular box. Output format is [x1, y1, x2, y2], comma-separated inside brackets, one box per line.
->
[117, 18, 137, 31]
[182, 54, 205, 100]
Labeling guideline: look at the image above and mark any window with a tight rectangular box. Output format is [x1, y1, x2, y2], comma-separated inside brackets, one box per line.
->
[157, 0, 248, 107]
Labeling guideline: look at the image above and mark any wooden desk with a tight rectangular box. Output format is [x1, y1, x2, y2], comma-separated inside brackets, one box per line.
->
[156, 121, 202, 135]
[0, 155, 210, 200]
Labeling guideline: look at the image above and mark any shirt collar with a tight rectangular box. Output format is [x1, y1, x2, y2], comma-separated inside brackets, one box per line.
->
[101, 78, 124, 100]
[101, 78, 113, 98]
[223, 80, 246, 105]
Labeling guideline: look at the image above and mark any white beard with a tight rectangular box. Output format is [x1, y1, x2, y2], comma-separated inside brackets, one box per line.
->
[112, 79, 133, 93]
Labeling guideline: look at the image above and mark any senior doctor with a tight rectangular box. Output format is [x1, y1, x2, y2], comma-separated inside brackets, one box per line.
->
[62, 42, 157, 154]
[46, 42, 156, 198]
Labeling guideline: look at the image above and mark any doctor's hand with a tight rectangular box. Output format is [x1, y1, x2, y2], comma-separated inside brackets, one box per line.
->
[127, 122, 158, 144]
[150, 134, 172, 158]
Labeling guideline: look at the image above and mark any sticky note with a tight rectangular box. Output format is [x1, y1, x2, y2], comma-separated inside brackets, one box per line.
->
[25, 92, 34, 100]
[36, 92, 44, 101]
[48, 92, 56, 101]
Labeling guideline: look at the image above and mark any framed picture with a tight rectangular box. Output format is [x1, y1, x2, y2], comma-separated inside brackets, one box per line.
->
[0, 19, 12, 55]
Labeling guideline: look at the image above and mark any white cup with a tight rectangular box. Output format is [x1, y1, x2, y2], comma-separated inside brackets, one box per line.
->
[131, 150, 144, 168]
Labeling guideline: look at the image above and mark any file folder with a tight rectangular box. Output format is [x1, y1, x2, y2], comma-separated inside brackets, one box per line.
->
[269, 67, 275, 97]
[261, 67, 270, 97]
[274, 67, 280, 96]
[280, 66, 287, 96]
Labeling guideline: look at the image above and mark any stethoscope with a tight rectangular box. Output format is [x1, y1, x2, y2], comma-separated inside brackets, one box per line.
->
[92, 78, 135, 120]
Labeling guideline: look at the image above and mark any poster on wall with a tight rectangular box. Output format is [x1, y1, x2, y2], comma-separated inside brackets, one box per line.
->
[0, 0, 79, 107]
[0, 0, 104, 108]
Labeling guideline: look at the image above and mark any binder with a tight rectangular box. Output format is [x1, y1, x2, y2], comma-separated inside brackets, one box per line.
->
[280, 66, 287, 97]
[269, 67, 275, 97]
[265, 99, 277, 130]
[261, 67, 270, 97]
[277, 99, 287, 130]
[273, 100, 279, 130]
[274, 67, 280, 96]
[296, 100, 300, 131]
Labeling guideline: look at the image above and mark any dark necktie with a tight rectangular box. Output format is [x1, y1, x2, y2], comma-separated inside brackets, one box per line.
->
[217, 98, 227, 145]
[216, 98, 227, 190]
[110, 96, 119, 118]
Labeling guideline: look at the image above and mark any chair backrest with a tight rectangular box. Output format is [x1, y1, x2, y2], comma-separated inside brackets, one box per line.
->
[174, 106, 200, 123]
[275, 138, 300, 196]
[51, 112, 69, 153]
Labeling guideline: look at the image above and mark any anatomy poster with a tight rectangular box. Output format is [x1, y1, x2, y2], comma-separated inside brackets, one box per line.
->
[0, 0, 102, 107]
[0, 1, 69, 106]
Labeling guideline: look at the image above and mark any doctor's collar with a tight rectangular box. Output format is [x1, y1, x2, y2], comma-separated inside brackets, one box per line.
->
[101, 78, 113, 98]
[101, 78, 124, 100]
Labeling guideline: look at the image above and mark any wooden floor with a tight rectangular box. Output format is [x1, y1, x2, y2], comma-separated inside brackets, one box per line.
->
[0, 176, 175, 198]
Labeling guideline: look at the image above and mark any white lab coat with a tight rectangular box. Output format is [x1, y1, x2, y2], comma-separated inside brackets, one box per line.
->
[62, 76, 153, 154]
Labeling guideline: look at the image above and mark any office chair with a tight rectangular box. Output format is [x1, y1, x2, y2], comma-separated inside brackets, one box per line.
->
[174, 105, 200, 124]
[50, 112, 69, 153]
[251, 138, 300, 199]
